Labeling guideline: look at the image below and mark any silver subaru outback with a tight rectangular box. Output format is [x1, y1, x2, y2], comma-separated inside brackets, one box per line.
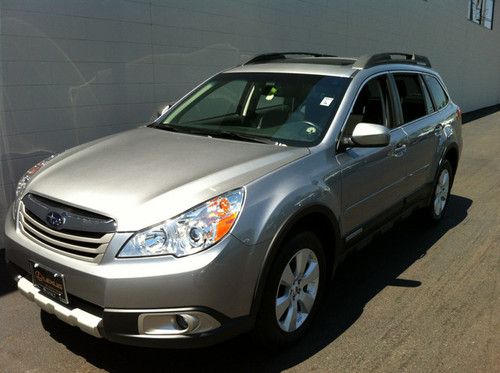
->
[4, 52, 462, 349]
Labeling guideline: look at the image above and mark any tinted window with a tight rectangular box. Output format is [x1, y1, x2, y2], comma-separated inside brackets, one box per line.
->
[256, 90, 285, 110]
[344, 75, 393, 136]
[420, 75, 435, 114]
[394, 74, 428, 123]
[162, 73, 351, 147]
[423, 75, 449, 111]
[176, 80, 247, 123]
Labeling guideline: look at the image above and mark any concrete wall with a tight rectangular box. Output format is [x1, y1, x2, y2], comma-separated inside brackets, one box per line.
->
[1, 0, 499, 245]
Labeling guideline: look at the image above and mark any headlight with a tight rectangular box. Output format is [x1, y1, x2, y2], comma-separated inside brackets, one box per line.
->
[118, 188, 245, 258]
[12, 154, 56, 220]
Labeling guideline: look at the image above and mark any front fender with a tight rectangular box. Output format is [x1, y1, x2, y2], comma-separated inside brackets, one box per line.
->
[231, 151, 342, 246]
[229, 151, 343, 316]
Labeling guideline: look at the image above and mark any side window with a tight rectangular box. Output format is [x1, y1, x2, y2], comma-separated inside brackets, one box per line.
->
[393, 73, 428, 123]
[419, 75, 434, 114]
[423, 75, 449, 111]
[344, 75, 393, 137]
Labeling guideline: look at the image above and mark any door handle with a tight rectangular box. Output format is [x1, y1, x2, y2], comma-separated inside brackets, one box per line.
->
[391, 143, 407, 157]
[434, 124, 443, 136]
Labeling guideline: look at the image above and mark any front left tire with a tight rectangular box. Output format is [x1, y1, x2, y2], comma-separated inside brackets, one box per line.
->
[253, 231, 326, 350]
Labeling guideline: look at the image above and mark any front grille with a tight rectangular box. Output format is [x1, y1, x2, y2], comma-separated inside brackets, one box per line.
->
[19, 202, 114, 263]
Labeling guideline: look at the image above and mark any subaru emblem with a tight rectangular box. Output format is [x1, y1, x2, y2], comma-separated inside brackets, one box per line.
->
[46, 211, 65, 228]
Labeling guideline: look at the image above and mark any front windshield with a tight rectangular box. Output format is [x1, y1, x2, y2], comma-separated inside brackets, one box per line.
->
[159, 73, 351, 147]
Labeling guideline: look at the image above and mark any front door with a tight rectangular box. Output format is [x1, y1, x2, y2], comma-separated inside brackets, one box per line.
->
[336, 74, 408, 239]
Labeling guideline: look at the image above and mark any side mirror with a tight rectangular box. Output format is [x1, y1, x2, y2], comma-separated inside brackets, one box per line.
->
[350, 122, 390, 147]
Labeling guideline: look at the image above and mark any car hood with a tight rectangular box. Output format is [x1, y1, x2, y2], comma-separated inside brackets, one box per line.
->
[28, 127, 309, 231]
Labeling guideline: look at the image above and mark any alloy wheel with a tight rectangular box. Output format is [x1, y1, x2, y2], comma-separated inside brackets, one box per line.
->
[434, 168, 450, 216]
[275, 248, 320, 332]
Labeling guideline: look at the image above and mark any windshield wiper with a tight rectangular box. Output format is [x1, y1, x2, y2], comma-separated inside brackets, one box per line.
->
[194, 129, 277, 145]
[155, 125, 279, 145]
[154, 123, 190, 133]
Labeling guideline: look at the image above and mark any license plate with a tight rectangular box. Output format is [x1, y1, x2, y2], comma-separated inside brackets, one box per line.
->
[31, 262, 68, 304]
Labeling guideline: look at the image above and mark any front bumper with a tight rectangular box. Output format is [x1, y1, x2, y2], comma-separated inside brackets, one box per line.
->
[16, 275, 102, 337]
[11, 268, 252, 348]
[5, 213, 267, 347]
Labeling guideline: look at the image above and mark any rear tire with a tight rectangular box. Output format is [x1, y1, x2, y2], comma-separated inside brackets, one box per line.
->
[253, 231, 326, 350]
[425, 159, 453, 222]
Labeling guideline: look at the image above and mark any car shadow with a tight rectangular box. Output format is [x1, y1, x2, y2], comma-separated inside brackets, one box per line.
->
[0, 249, 16, 297]
[39, 194, 472, 372]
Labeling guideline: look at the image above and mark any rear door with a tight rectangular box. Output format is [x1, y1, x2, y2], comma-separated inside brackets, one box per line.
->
[337, 74, 408, 240]
[391, 73, 440, 196]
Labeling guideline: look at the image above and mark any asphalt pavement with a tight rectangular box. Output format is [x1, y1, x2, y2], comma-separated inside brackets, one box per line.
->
[0, 111, 499, 372]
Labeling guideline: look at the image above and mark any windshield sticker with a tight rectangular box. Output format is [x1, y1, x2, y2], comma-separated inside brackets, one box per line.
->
[320, 97, 334, 107]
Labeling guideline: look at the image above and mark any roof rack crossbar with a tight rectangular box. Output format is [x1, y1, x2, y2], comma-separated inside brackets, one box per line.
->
[354, 53, 431, 69]
[244, 52, 337, 65]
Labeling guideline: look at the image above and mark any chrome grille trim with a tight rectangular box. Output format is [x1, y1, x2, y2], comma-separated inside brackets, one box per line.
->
[18, 203, 113, 263]
[22, 209, 114, 244]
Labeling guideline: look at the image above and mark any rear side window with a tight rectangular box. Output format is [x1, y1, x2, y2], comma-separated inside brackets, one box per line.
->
[393, 73, 428, 123]
[423, 75, 449, 111]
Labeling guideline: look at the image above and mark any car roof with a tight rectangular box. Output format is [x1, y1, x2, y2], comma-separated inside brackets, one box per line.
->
[226, 60, 355, 78]
[225, 52, 434, 78]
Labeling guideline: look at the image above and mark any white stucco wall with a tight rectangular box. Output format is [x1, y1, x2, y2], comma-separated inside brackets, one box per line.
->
[0, 0, 499, 245]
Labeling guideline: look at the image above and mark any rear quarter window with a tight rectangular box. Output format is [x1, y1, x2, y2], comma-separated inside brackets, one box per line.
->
[393, 73, 428, 123]
[423, 75, 449, 111]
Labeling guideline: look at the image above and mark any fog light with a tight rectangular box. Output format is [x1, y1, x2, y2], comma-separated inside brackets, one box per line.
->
[138, 311, 221, 335]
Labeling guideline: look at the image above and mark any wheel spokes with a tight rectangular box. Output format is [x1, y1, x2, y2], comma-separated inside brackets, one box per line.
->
[283, 301, 298, 332]
[294, 250, 308, 277]
[434, 196, 441, 215]
[298, 291, 315, 314]
[440, 170, 449, 188]
[301, 262, 319, 286]
[440, 197, 446, 211]
[276, 294, 291, 320]
[275, 248, 320, 333]
[280, 263, 294, 287]
[434, 169, 450, 215]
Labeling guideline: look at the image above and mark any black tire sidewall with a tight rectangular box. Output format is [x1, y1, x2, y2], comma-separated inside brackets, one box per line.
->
[254, 231, 327, 349]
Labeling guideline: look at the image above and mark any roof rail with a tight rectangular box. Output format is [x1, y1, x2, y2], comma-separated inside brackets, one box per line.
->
[244, 52, 337, 65]
[353, 53, 432, 69]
